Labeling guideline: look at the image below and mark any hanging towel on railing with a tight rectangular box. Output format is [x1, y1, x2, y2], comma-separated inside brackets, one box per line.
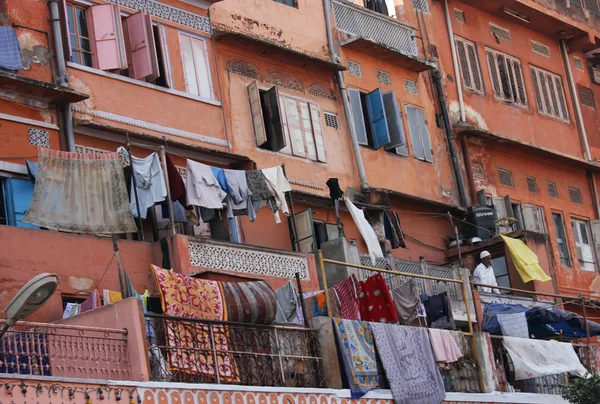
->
[334, 274, 362, 321]
[0, 26, 24, 70]
[428, 328, 463, 364]
[358, 273, 398, 324]
[22, 148, 137, 233]
[262, 166, 292, 215]
[391, 280, 420, 325]
[117, 148, 167, 219]
[224, 169, 256, 221]
[79, 289, 101, 314]
[222, 281, 277, 325]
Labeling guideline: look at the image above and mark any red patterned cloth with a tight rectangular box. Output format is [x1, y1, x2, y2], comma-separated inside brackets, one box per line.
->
[335, 275, 362, 320]
[358, 273, 399, 324]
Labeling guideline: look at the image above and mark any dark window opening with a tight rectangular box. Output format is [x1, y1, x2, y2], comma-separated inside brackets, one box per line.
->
[67, 3, 93, 67]
[61, 295, 88, 311]
[147, 25, 168, 88]
[274, 0, 296, 6]
[0, 178, 7, 226]
[360, 91, 376, 148]
[491, 256, 511, 294]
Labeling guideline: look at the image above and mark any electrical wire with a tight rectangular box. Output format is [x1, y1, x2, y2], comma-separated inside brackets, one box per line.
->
[93, 254, 115, 290]
[403, 232, 447, 252]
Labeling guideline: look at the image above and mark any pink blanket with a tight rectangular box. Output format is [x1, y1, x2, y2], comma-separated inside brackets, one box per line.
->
[428, 328, 462, 364]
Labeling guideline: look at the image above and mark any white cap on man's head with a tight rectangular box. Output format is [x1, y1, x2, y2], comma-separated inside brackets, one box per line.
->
[480, 251, 491, 259]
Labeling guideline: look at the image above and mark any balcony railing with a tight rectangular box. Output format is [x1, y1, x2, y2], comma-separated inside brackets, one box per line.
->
[332, 0, 419, 57]
[145, 314, 323, 388]
[0, 321, 130, 380]
[569, 0, 600, 17]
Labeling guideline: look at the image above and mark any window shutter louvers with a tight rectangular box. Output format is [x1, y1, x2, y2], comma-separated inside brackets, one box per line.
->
[406, 105, 424, 160]
[547, 77, 559, 117]
[293, 209, 316, 252]
[496, 54, 512, 100]
[282, 97, 306, 157]
[87, 4, 127, 71]
[513, 61, 526, 105]
[247, 81, 267, 147]
[416, 108, 433, 162]
[456, 40, 472, 88]
[531, 69, 543, 111]
[278, 96, 292, 154]
[309, 103, 327, 162]
[382, 90, 406, 149]
[467, 43, 482, 91]
[487, 51, 501, 97]
[5, 178, 39, 229]
[556, 78, 568, 119]
[263, 87, 286, 152]
[366, 88, 391, 149]
[124, 11, 159, 80]
[348, 88, 369, 146]
[299, 102, 317, 160]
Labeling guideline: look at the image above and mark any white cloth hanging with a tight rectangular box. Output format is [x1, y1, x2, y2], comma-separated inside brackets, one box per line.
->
[261, 166, 292, 215]
[344, 198, 384, 265]
[118, 147, 167, 219]
[186, 159, 227, 209]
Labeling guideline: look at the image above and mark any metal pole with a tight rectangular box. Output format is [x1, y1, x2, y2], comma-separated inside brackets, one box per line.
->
[317, 250, 331, 316]
[581, 296, 592, 346]
[159, 146, 176, 236]
[449, 213, 462, 266]
[295, 272, 309, 327]
[281, 164, 300, 251]
[443, 0, 465, 122]
[125, 132, 144, 241]
[112, 235, 125, 297]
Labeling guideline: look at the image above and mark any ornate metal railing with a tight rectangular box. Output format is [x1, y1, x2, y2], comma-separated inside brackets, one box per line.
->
[332, 0, 419, 57]
[145, 314, 323, 388]
[0, 320, 130, 380]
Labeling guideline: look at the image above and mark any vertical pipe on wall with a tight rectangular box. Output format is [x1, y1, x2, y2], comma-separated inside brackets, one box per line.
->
[589, 170, 600, 219]
[560, 39, 591, 161]
[443, 0, 465, 122]
[322, 0, 369, 192]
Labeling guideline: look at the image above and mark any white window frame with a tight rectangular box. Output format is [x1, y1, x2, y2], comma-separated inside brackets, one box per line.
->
[552, 212, 572, 268]
[178, 30, 214, 100]
[485, 47, 528, 108]
[278, 93, 326, 162]
[571, 218, 596, 271]
[530, 65, 570, 123]
[454, 36, 484, 95]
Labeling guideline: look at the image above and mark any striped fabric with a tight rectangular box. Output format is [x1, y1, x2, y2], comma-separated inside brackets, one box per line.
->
[0, 26, 23, 70]
[222, 281, 277, 325]
[335, 275, 361, 320]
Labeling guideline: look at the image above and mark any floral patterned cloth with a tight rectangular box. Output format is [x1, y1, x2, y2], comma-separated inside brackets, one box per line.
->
[332, 318, 379, 398]
[358, 273, 399, 324]
[22, 148, 136, 233]
[151, 265, 237, 381]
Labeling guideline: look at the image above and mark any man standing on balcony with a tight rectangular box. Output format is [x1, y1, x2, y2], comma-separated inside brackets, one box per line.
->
[474, 251, 500, 294]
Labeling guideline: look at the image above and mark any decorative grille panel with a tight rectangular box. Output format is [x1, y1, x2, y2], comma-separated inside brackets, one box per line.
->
[498, 168, 514, 187]
[332, 0, 418, 57]
[569, 187, 583, 204]
[574, 57, 584, 71]
[176, 166, 186, 182]
[454, 8, 466, 23]
[226, 59, 260, 79]
[75, 144, 129, 167]
[472, 162, 484, 180]
[324, 112, 339, 129]
[530, 40, 551, 58]
[28, 128, 50, 148]
[578, 85, 595, 108]
[489, 23, 511, 42]
[593, 67, 600, 84]
[188, 240, 310, 279]
[547, 181, 559, 199]
[412, 0, 429, 13]
[376, 70, 391, 86]
[105, 0, 211, 33]
[405, 79, 418, 94]
[526, 176, 538, 193]
[347, 60, 362, 77]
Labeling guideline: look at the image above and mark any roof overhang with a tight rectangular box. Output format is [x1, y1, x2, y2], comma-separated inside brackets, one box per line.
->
[0, 70, 88, 104]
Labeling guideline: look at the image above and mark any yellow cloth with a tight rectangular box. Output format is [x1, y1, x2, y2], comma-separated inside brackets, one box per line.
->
[500, 235, 551, 283]
[102, 290, 122, 305]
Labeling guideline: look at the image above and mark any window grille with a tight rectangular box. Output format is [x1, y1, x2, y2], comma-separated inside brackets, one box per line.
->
[547, 181, 559, 199]
[455, 36, 484, 94]
[531, 66, 569, 121]
[324, 112, 339, 129]
[490, 23, 511, 42]
[569, 188, 583, 204]
[498, 168, 514, 187]
[526, 176, 538, 193]
[486, 48, 527, 107]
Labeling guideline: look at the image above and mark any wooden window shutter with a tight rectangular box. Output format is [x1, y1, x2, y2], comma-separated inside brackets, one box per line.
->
[156, 25, 171, 88]
[5, 178, 39, 229]
[496, 54, 512, 100]
[521, 204, 537, 232]
[299, 102, 317, 160]
[87, 4, 127, 71]
[539, 72, 552, 115]
[406, 105, 424, 160]
[456, 39, 472, 88]
[278, 95, 292, 154]
[348, 88, 368, 145]
[589, 220, 600, 271]
[309, 103, 327, 162]
[467, 43, 482, 92]
[124, 11, 159, 80]
[59, 0, 72, 62]
[555, 77, 568, 120]
[487, 51, 501, 97]
[282, 97, 306, 157]
[513, 61, 526, 105]
[531, 69, 543, 112]
[247, 81, 267, 147]
[293, 209, 316, 252]
[382, 90, 406, 149]
[366, 88, 391, 149]
[263, 87, 286, 152]
[416, 108, 433, 162]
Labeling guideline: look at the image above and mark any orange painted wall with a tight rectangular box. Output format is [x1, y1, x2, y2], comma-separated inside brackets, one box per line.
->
[0, 120, 59, 165]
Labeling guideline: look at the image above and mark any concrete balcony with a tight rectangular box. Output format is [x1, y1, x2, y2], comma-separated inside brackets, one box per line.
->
[331, 0, 436, 72]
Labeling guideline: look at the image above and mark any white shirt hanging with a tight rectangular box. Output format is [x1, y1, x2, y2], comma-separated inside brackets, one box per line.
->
[344, 198, 384, 265]
[186, 159, 227, 209]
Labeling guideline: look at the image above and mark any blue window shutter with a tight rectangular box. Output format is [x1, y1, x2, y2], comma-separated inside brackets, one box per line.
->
[417, 108, 433, 162]
[406, 105, 424, 160]
[7, 178, 39, 229]
[366, 88, 391, 149]
[382, 90, 406, 149]
[348, 88, 368, 145]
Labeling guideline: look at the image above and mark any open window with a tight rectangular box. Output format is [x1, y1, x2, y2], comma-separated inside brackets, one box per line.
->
[406, 104, 433, 162]
[0, 177, 39, 229]
[248, 82, 327, 162]
[348, 88, 407, 155]
[571, 219, 596, 271]
[290, 209, 316, 252]
[552, 212, 571, 268]
[179, 32, 212, 98]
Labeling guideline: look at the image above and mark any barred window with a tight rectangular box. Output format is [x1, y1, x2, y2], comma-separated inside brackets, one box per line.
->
[486, 48, 527, 107]
[498, 168, 514, 187]
[455, 36, 484, 94]
[526, 176, 538, 193]
[547, 181, 559, 199]
[530, 66, 569, 122]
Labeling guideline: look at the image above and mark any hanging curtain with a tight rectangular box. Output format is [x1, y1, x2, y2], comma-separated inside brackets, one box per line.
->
[365, 0, 389, 15]
[22, 149, 137, 234]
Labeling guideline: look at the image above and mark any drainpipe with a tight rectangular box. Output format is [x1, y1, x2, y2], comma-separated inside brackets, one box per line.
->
[322, 0, 369, 192]
[48, 0, 75, 152]
[560, 39, 591, 161]
[589, 170, 600, 220]
[432, 70, 468, 207]
[443, 0, 465, 122]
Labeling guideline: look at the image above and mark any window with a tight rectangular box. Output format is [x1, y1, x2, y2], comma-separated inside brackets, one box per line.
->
[64, 3, 171, 88]
[530, 66, 569, 122]
[569, 187, 583, 204]
[348, 88, 407, 156]
[412, 0, 429, 13]
[247, 81, 327, 162]
[492, 256, 511, 292]
[526, 176, 537, 193]
[179, 32, 212, 99]
[0, 177, 39, 229]
[572, 219, 596, 271]
[324, 112, 339, 129]
[66, 3, 93, 67]
[522, 204, 546, 234]
[578, 85, 595, 108]
[497, 168, 514, 187]
[406, 105, 433, 162]
[485, 48, 527, 107]
[530, 40, 551, 58]
[455, 36, 484, 94]
[489, 23, 511, 42]
[547, 181, 559, 199]
[552, 212, 572, 268]
[454, 9, 466, 23]
[274, 0, 296, 6]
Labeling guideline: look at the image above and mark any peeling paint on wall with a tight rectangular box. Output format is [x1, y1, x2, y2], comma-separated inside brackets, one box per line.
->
[68, 73, 94, 109]
[68, 276, 94, 291]
[448, 101, 489, 131]
[18, 32, 51, 68]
